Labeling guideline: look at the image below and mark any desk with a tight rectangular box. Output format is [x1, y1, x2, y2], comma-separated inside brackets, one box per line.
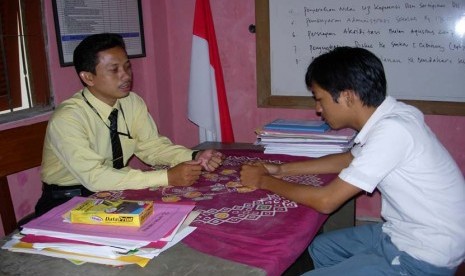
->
[0, 233, 265, 275]
[1, 143, 350, 276]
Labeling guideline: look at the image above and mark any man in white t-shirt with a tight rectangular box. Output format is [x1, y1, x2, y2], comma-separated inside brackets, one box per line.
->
[240, 47, 465, 275]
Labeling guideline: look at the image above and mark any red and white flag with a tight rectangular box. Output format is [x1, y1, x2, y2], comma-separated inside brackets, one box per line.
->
[188, 0, 234, 143]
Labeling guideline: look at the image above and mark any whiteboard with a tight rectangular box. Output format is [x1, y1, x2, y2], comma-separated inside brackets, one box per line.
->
[269, 0, 465, 102]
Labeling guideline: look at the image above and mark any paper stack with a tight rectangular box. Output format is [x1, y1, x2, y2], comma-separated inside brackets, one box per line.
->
[2, 196, 197, 267]
[256, 119, 357, 158]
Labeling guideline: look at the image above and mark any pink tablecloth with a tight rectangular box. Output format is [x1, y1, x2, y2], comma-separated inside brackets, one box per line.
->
[95, 150, 336, 276]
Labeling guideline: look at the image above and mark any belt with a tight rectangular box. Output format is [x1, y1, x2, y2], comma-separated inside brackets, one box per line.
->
[42, 183, 92, 199]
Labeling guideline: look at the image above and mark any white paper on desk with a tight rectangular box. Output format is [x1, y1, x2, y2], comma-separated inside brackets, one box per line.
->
[1, 235, 22, 250]
[32, 243, 128, 259]
[2, 238, 134, 266]
[181, 210, 200, 229]
[3, 226, 196, 267]
[20, 228, 149, 250]
[160, 225, 195, 252]
[27, 225, 196, 260]
[258, 137, 352, 143]
[4, 239, 135, 266]
[160, 210, 199, 242]
[137, 225, 196, 258]
[264, 148, 345, 158]
[137, 212, 199, 258]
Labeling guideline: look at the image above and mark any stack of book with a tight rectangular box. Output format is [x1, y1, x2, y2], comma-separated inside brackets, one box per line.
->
[2, 196, 197, 267]
[256, 119, 356, 158]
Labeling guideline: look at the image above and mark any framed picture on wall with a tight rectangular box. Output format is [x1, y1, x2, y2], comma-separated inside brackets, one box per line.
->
[52, 0, 146, 67]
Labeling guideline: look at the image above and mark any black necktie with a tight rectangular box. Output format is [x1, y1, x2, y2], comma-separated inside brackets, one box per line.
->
[109, 109, 124, 169]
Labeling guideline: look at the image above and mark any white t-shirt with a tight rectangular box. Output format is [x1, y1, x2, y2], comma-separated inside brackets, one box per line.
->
[339, 96, 465, 268]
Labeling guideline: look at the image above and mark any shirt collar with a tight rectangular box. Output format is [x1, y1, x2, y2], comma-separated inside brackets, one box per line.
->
[354, 96, 397, 145]
[81, 88, 120, 120]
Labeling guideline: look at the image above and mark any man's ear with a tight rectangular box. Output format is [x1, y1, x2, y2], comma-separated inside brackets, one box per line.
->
[79, 71, 94, 87]
[340, 90, 355, 107]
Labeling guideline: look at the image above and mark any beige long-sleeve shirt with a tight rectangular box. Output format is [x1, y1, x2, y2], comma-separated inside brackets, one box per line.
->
[41, 88, 193, 191]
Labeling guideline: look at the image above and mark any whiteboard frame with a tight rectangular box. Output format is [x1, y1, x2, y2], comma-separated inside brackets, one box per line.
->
[255, 0, 465, 115]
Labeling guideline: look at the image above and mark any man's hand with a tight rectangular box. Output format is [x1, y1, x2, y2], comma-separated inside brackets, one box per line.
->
[167, 160, 202, 186]
[262, 163, 282, 176]
[195, 150, 225, 172]
[240, 162, 270, 189]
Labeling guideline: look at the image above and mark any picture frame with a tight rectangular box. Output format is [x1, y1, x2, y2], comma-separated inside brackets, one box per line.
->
[52, 0, 146, 67]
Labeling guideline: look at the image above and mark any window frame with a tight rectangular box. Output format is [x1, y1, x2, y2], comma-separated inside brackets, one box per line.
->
[0, 0, 52, 121]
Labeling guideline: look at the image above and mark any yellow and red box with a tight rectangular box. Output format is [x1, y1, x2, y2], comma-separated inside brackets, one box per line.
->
[69, 199, 154, 227]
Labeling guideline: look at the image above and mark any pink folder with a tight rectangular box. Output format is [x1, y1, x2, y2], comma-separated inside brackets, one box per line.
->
[22, 196, 195, 243]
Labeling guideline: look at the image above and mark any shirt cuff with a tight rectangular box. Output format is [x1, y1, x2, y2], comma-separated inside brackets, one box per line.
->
[145, 169, 169, 187]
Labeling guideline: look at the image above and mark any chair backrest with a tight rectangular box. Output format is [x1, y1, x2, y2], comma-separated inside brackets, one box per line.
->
[0, 121, 47, 235]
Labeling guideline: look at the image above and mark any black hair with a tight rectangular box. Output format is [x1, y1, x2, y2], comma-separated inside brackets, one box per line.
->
[73, 33, 126, 77]
[305, 47, 386, 107]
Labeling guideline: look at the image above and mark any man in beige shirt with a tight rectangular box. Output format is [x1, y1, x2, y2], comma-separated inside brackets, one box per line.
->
[35, 33, 223, 216]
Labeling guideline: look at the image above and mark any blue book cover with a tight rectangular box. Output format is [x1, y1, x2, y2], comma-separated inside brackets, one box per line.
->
[263, 119, 330, 133]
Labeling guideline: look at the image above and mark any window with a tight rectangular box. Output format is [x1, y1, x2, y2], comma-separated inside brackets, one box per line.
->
[0, 0, 51, 120]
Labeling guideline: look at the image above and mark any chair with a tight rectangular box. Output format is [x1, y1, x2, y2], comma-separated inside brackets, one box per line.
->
[0, 121, 47, 235]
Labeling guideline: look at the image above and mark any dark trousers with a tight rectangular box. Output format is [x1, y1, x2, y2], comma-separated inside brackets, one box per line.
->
[34, 183, 93, 217]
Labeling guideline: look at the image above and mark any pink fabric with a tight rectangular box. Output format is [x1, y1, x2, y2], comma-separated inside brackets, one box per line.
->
[99, 150, 336, 275]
